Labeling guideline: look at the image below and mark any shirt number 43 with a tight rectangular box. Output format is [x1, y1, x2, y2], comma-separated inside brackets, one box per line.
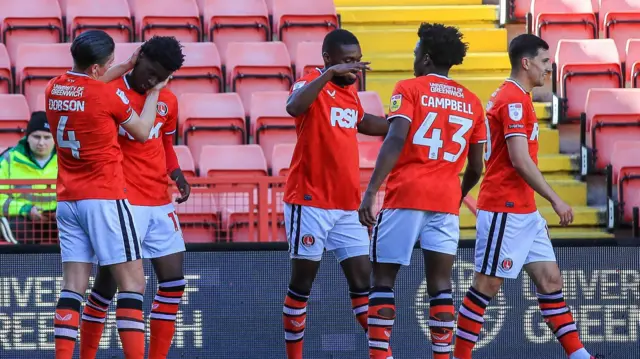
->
[412, 112, 473, 162]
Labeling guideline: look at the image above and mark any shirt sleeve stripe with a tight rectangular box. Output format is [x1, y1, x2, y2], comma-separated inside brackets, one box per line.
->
[120, 111, 134, 125]
[164, 130, 177, 135]
[504, 133, 527, 139]
[387, 114, 412, 123]
[474, 140, 488, 144]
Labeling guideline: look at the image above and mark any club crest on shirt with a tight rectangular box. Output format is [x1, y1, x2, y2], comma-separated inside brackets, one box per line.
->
[501, 258, 513, 271]
[157, 101, 168, 116]
[390, 94, 402, 112]
[508, 103, 523, 121]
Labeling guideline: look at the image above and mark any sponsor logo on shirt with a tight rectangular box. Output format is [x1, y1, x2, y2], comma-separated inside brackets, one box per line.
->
[116, 88, 130, 105]
[508, 103, 523, 121]
[292, 81, 306, 91]
[330, 107, 358, 129]
[389, 94, 402, 112]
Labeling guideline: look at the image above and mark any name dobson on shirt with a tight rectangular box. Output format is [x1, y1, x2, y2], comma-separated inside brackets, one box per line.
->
[47, 84, 85, 112]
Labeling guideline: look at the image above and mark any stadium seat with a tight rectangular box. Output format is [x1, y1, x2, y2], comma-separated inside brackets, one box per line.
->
[553, 39, 622, 124]
[581, 88, 640, 175]
[600, 0, 640, 60]
[272, 0, 338, 63]
[129, 0, 201, 42]
[0, 95, 30, 147]
[173, 188, 220, 242]
[33, 93, 46, 113]
[250, 91, 295, 168]
[626, 39, 640, 87]
[0, 44, 10, 94]
[356, 91, 385, 142]
[218, 188, 285, 242]
[173, 42, 223, 98]
[0, 0, 63, 61]
[15, 43, 72, 112]
[178, 93, 246, 168]
[529, 0, 597, 61]
[66, 0, 133, 42]
[202, 0, 270, 63]
[510, 0, 532, 21]
[359, 140, 382, 182]
[114, 42, 141, 65]
[271, 143, 295, 176]
[225, 42, 293, 115]
[174, 145, 196, 177]
[295, 42, 323, 79]
[199, 144, 268, 178]
[609, 141, 640, 224]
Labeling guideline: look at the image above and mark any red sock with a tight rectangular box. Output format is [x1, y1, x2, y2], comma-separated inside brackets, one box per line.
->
[115, 292, 145, 359]
[350, 290, 369, 332]
[283, 287, 309, 359]
[429, 290, 455, 359]
[537, 290, 585, 356]
[368, 287, 395, 359]
[54, 290, 83, 359]
[149, 278, 186, 359]
[80, 289, 113, 359]
[453, 287, 491, 359]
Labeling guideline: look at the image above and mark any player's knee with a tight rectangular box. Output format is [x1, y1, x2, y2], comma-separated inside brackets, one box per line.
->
[472, 273, 503, 298]
[535, 271, 563, 294]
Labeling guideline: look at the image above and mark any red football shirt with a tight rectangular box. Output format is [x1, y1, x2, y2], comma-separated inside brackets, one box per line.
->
[110, 76, 178, 206]
[382, 74, 486, 215]
[45, 71, 133, 201]
[477, 79, 540, 214]
[284, 69, 365, 210]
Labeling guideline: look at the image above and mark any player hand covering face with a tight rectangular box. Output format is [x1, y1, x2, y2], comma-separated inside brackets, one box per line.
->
[77, 36, 190, 359]
[358, 23, 486, 359]
[454, 34, 604, 359]
[46, 30, 169, 359]
[281, 29, 392, 359]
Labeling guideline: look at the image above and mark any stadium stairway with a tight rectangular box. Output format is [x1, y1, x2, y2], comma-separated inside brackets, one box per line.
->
[335, 0, 612, 239]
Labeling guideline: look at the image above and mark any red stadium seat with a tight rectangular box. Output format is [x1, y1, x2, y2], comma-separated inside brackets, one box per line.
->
[129, 0, 201, 42]
[0, 95, 29, 147]
[202, 0, 270, 63]
[0, 44, 10, 94]
[173, 190, 220, 242]
[15, 43, 72, 112]
[250, 91, 295, 168]
[626, 39, 640, 87]
[600, 0, 640, 60]
[295, 42, 323, 79]
[199, 144, 268, 178]
[510, 0, 532, 21]
[359, 140, 382, 182]
[581, 88, 640, 174]
[0, 0, 63, 62]
[553, 39, 622, 123]
[272, 0, 338, 63]
[610, 141, 640, 223]
[529, 0, 597, 61]
[114, 42, 142, 65]
[218, 189, 284, 242]
[33, 93, 46, 113]
[225, 42, 293, 115]
[173, 145, 196, 177]
[66, 0, 133, 42]
[271, 143, 295, 176]
[356, 91, 385, 142]
[179, 93, 246, 168]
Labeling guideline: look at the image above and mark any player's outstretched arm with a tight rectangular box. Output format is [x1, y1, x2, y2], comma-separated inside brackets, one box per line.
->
[286, 62, 370, 117]
[460, 143, 484, 202]
[99, 47, 140, 83]
[358, 118, 410, 227]
[357, 114, 389, 136]
[506, 136, 573, 225]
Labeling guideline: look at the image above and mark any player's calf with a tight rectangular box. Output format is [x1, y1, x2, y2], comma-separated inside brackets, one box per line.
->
[148, 277, 186, 359]
[55, 290, 84, 359]
[429, 289, 455, 359]
[80, 287, 115, 359]
[283, 285, 310, 359]
[367, 286, 395, 359]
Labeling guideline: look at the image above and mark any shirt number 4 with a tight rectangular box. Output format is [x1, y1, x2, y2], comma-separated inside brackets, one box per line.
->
[412, 112, 473, 162]
[56, 116, 81, 159]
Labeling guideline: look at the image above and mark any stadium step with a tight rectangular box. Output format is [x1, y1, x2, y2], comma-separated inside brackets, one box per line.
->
[367, 52, 510, 75]
[338, 5, 499, 26]
[355, 27, 507, 54]
[534, 102, 551, 121]
[459, 206, 604, 228]
[466, 179, 587, 206]
[459, 227, 614, 240]
[335, 0, 482, 6]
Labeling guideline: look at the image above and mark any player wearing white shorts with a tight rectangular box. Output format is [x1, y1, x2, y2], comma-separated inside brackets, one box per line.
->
[78, 36, 189, 359]
[282, 29, 389, 359]
[46, 30, 165, 359]
[453, 34, 604, 359]
[359, 24, 486, 359]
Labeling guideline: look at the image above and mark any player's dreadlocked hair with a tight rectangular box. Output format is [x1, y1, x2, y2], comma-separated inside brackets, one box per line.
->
[322, 29, 359, 55]
[508, 34, 549, 68]
[140, 36, 185, 72]
[417, 23, 468, 69]
[71, 30, 115, 69]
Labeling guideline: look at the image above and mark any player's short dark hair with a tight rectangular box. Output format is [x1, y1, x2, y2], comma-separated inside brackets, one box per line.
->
[417, 23, 468, 68]
[140, 36, 185, 72]
[508, 34, 550, 68]
[70, 30, 115, 69]
[322, 29, 360, 55]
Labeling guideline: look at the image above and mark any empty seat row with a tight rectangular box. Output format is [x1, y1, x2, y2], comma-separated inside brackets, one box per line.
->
[2, 41, 360, 115]
[606, 141, 640, 228]
[0, 0, 337, 64]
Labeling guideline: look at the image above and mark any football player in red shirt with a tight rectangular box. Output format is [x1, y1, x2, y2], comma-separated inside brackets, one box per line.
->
[358, 23, 486, 359]
[282, 29, 389, 359]
[78, 36, 190, 359]
[46, 30, 166, 359]
[453, 34, 604, 359]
